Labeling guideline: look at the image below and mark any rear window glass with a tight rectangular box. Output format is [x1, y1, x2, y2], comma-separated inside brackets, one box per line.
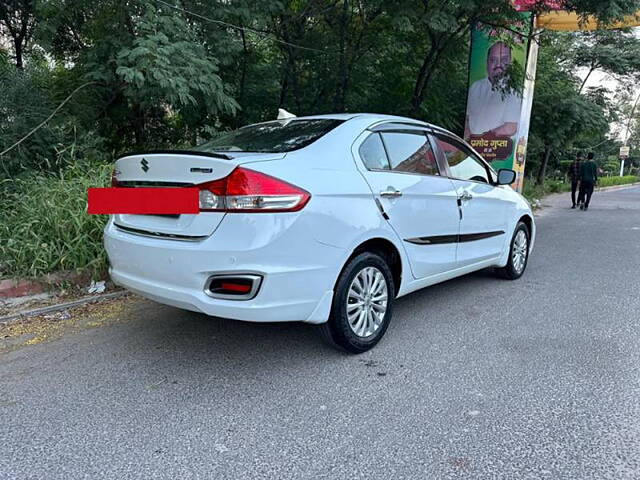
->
[359, 133, 390, 170]
[196, 119, 344, 153]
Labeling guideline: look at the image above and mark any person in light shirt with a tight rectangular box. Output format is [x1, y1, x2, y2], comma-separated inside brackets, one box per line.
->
[465, 41, 522, 139]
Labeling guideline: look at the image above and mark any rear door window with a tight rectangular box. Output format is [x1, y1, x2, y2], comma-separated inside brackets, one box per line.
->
[380, 132, 439, 176]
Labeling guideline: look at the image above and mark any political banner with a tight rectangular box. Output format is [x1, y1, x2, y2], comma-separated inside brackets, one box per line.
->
[464, 13, 537, 192]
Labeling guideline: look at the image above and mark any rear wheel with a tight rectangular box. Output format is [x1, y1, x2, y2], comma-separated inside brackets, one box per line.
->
[495, 222, 530, 280]
[321, 252, 395, 353]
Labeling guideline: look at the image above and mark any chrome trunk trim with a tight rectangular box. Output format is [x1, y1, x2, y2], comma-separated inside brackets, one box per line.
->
[114, 224, 208, 242]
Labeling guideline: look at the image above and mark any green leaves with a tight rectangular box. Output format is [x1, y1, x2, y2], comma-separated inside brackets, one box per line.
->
[115, 66, 145, 87]
[572, 29, 640, 81]
[112, 3, 237, 115]
[4, 0, 640, 278]
[3, 0, 640, 170]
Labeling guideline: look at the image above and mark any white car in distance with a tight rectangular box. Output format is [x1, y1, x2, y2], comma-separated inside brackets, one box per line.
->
[105, 114, 535, 353]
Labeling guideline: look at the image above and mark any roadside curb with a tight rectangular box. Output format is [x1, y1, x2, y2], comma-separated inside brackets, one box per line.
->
[534, 181, 639, 217]
[0, 279, 45, 299]
[0, 291, 129, 325]
[595, 182, 640, 193]
[0, 271, 100, 300]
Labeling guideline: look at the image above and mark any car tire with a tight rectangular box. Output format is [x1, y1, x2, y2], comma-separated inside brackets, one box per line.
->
[320, 251, 395, 354]
[495, 221, 530, 280]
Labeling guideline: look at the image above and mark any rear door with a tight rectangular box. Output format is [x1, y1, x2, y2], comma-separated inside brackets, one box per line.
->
[431, 133, 509, 266]
[353, 128, 460, 279]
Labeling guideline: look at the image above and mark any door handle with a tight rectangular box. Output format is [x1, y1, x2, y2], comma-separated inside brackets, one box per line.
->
[459, 192, 473, 202]
[380, 188, 403, 198]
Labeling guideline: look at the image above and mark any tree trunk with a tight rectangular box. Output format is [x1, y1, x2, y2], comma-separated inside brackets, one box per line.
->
[132, 104, 146, 147]
[14, 37, 23, 69]
[408, 22, 470, 117]
[279, 61, 290, 108]
[409, 45, 439, 117]
[0, 0, 35, 69]
[578, 65, 597, 94]
[333, 0, 349, 112]
[537, 145, 552, 185]
[237, 27, 248, 127]
[277, 20, 302, 113]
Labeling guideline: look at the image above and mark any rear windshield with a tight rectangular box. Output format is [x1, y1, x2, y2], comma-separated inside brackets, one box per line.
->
[196, 119, 344, 153]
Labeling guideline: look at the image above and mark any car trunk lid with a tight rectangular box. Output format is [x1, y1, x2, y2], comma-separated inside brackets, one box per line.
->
[112, 151, 285, 237]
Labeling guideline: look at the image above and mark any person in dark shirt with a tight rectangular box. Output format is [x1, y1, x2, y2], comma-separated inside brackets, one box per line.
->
[568, 152, 583, 209]
[578, 152, 598, 210]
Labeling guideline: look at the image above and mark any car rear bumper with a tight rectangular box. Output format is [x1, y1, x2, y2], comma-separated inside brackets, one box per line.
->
[104, 216, 342, 324]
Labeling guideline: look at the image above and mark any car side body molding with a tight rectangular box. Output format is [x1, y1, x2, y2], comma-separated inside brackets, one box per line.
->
[405, 230, 505, 245]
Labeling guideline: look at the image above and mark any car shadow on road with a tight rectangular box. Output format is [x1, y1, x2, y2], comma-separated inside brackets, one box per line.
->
[121, 268, 502, 373]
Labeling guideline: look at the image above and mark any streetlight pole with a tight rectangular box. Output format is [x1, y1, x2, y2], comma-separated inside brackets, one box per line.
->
[621, 89, 640, 177]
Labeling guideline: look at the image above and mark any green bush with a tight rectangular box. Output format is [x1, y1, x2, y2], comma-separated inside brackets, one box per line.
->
[522, 179, 570, 202]
[603, 161, 620, 175]
[545, 179, 568, 193]
[598, 175, 639, 187]
[522, 182, 544, 202]
[0, 162, 111, 279]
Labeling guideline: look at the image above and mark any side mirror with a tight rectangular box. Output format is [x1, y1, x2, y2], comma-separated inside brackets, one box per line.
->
[497, 168, 516, 186]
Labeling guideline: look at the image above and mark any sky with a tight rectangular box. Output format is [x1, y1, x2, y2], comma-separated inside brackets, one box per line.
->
[580, 27, 640, 142]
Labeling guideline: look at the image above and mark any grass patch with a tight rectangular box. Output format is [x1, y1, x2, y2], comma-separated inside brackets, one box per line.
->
[598, 175, 639, 188]
[0, 162, 111, 279]
[522, 179, 570, 202]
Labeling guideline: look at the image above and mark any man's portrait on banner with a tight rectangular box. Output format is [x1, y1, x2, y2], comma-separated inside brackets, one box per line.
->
[465, 40, 522, 142]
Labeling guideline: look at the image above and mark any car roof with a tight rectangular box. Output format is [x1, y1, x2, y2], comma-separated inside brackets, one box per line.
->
[280, 112, 427, 124]
[243, 113, 460, 142]
[279, 113, 451, 133]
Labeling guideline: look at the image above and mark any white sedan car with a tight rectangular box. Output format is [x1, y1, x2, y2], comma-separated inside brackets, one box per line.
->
[105, 114, 535, 353]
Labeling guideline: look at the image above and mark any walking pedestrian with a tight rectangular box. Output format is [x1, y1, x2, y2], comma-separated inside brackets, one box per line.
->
[568, 152, 583, 209]
[578, 152, 598, 211]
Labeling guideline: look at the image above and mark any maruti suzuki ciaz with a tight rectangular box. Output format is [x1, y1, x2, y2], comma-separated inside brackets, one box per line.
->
[104, 114, 535, 353]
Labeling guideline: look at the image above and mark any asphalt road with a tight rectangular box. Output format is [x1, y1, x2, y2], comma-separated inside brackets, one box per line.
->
[2, 186, 640, 480]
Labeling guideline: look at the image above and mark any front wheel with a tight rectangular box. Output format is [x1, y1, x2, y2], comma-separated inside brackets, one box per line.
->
[495, 222, 530, 280]
[320, 252, 395, 353]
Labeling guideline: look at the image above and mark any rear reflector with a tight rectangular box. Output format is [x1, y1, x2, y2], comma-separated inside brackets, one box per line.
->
[205, 274, 262, 300]
[220, 282, 252, 293]
[87, 187, 199, 214]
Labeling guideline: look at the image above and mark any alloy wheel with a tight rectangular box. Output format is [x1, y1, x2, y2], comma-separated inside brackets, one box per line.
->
[346, 266, 388, 338]
[512, 229, 528, 274]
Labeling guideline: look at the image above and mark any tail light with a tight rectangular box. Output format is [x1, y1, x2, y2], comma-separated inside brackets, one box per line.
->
[198, 167, 310, 213]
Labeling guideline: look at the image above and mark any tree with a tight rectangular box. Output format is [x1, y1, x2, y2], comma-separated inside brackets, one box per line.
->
[397, 0, 640, 118]
[0, 0, 36, 69]
[529, 32, 610, 185]
[572, 30, 640, 93]
[111, 4, 238, 144]
[37, 0, 238, 149]
[398, 0, 521, 117]
[4, 0, 640, 177]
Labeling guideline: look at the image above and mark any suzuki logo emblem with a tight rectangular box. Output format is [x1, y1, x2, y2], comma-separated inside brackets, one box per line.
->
[140, 158, 149, 172]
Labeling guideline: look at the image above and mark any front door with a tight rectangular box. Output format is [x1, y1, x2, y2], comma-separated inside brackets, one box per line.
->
[354, 129, 461, 279]
[431, 133, 509, 266]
